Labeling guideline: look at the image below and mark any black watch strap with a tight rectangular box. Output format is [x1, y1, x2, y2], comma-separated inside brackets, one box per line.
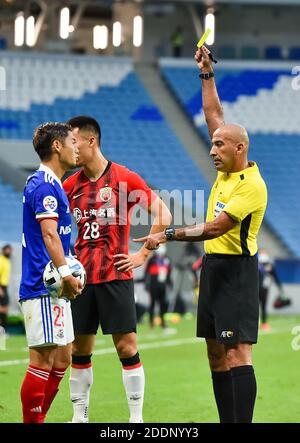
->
[165, 228, 175, 241]
[199, 72, 214, 80]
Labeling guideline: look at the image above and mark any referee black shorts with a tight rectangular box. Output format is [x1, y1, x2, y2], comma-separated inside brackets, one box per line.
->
[71, 279, 137, 335]
[197, 254, 259, 345]
[0, 286, 9, 307]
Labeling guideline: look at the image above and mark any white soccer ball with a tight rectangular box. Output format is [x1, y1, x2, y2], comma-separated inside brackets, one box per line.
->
[43, 256, 86, 298]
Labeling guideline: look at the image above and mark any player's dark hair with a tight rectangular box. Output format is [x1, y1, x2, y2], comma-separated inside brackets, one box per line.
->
[67, 116, 101, 145]
[33, 122, 72, 161]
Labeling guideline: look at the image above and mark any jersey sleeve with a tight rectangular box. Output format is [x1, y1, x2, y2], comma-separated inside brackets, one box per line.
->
[126, 170, 157, 210]
[32, 182, 60, 221]
[224, 181, 267, 223]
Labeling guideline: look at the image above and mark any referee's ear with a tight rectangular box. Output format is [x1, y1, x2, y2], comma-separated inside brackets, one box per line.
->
[236, 142, 246, 154]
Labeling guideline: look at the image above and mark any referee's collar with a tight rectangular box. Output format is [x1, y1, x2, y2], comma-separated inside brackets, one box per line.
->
[39, 163, 62, 188]
[225, 161, 258, 178]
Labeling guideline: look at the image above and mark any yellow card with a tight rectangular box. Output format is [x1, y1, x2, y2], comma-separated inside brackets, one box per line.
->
[197, 28, 211, 48]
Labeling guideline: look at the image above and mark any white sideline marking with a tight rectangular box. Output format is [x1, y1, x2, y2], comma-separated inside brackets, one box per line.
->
[0, 325, 294, 368]
[0, 337, 200, 367]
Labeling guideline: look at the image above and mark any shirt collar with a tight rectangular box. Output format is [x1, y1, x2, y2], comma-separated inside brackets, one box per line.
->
[38, 163, 62, 188]
[224, 161, 258, 178]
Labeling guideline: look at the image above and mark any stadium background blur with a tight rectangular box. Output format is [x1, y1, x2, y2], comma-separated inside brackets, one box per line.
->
[0, 0, 300, 423]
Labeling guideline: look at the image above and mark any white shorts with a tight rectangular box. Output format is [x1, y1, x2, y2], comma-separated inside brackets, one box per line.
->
[21, 295, 74, 348]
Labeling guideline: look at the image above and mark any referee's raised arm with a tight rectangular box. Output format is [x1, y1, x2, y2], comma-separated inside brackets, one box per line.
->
[195, 46, 224, 139]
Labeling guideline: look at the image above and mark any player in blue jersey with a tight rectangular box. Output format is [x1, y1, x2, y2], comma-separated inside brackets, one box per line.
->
[19, 122, 83, 423]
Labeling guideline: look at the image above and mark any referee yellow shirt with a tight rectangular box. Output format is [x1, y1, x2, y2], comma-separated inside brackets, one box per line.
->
[204, 162, 267, 256]
[0, 255, 11, 286]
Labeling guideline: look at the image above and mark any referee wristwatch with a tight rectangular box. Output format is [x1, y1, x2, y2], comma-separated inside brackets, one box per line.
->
[199, 72, 214, 80]
[165, 227, 176, 241]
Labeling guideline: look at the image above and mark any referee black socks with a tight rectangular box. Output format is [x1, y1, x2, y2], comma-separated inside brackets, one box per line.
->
[212, 366, 257, 423]
[231, 365, 257, 423]
[211, 370, 235, 423]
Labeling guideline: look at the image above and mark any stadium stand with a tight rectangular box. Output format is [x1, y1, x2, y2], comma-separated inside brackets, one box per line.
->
[0, 177, 22, 242]
[217, 46, 236, 60]
[289, 47, 300, 60]
[160, 60, 300, 257]
[0, 52, 210, 242]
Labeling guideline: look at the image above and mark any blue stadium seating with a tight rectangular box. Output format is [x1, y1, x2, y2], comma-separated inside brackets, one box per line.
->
[289, 47, 300, 60]
[240, 46, 260, 60]
[265, 46, 283, 60]
[0, 178, 23, 242]
[161, 63, 300, 257]
[0, 54, 210, 242]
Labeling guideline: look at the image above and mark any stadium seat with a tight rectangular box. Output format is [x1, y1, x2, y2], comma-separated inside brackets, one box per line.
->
[240, 46, 260, 60]
[265, 46, 283, 60]
[0, 37, 7, 50]
[288, 47, 300, 60]
[217, 46, 236, 59]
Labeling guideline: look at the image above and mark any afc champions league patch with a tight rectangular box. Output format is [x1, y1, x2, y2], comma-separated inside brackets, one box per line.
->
[99, 186, 112, 202]
[43, 195, 58, 212]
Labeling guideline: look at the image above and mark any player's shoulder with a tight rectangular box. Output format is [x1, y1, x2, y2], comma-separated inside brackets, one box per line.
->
[63, 169, 82, 186]
[111, 161, 131, 176]
[25, 170, 57, 194]
[63, 169, 83, 193]
[111, 162, 143, 183]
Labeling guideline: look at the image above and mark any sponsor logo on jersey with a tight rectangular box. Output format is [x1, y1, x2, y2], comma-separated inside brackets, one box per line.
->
[73, 208, 82, 223]
[72, 192, 84, 200]
[59, 224, 72, 235]
[99, 187, 112, 202]
[43, 195, 58, 211]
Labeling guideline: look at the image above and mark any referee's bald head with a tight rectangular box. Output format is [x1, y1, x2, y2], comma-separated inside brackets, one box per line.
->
[216, 124, 249, 149]
[210, 124, 250, 172]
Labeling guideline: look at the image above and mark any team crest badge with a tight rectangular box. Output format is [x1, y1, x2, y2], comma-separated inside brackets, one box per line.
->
[99, 187, 112, 202]
[56, 329, 64, 339]
[73, 208, 82, 223]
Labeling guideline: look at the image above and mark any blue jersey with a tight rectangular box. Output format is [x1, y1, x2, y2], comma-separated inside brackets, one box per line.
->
[19, 164, 72, 301]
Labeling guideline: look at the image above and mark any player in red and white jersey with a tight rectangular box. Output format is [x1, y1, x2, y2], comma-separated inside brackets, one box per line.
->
[63, 116, 172, 423]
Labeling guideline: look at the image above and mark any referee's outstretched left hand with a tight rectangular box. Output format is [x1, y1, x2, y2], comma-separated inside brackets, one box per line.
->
[133, 231, 166, 250]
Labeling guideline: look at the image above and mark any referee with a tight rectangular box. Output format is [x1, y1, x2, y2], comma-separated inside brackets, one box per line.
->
[135, 46, 268, 423]
[0, 244, 12, 331]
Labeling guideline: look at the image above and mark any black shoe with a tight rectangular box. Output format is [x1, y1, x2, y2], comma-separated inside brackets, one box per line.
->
[273, 296, 292, 309]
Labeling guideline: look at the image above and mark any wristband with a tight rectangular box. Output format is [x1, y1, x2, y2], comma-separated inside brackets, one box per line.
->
[58, 265, 71, 278]
[199, 72, 214, 80]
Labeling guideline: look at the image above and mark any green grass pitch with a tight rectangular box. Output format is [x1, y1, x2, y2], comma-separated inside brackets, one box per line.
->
[0, 314, 299, 423]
